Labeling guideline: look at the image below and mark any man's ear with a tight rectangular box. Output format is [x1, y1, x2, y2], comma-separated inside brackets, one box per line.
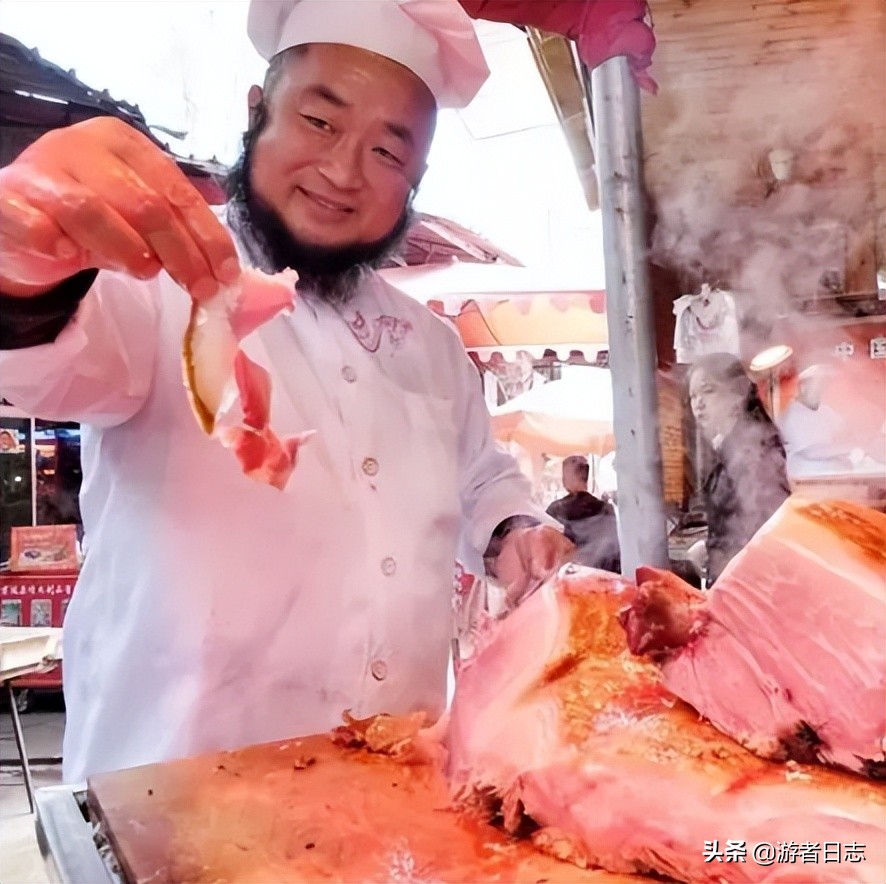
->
[408, 163, 428, 201]
[247, 85, 264, 129]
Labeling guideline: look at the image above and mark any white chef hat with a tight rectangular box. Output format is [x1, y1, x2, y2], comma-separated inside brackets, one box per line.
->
[247, 0, 490, 109]
[798, 364, 834, 384]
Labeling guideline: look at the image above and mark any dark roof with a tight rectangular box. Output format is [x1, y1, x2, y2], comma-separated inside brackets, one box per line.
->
[0, 32, 226, 180]
[384, 213, 523, 268]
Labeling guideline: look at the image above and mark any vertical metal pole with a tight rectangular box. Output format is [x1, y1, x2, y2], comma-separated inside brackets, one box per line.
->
[30, 417, 37, 526]
[5, 680, 36, 813]
[588, 57, 669, 573]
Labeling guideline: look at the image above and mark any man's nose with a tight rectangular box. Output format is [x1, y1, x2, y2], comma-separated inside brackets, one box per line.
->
[317, 135, 365, 190]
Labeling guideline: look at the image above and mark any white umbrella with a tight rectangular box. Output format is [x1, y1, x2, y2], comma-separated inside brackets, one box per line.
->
[490, 367, 614, 457]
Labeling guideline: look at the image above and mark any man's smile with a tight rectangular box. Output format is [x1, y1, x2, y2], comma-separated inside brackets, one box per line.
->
[297, 186, 355, 214]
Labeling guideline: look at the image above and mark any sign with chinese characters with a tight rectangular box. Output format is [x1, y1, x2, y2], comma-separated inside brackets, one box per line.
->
[870, 336, 886, 360]
[9, 525, 79, 572]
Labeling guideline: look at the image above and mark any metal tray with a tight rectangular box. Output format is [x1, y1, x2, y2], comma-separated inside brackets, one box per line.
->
[34, 784, 119, 884]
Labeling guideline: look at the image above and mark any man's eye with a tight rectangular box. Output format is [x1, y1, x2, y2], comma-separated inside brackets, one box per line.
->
[373, 147, 404, 166]
[302, 115, 332, 132]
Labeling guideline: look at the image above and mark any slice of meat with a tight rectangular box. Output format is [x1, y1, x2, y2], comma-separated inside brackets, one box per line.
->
[622, 498, 886, 777]
[445, 567, 886, 882]
[182, 267, 311, 489]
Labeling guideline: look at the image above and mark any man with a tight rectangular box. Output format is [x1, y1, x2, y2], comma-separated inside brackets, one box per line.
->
[0, 0, 571, 782]
[778, 365, 885, 478]
[546, 455, 620, 573]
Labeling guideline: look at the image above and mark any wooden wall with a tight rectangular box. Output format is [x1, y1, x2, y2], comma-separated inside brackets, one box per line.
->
[642, 0, 885, 318]
[640, 0, 886, 507]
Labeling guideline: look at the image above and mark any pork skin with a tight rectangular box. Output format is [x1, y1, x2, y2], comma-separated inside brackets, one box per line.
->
[622, 498, 886, 777]
[446, 567, 886, 882]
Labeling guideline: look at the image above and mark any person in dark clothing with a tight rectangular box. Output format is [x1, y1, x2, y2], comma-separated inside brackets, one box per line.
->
[689, 353, 791, 582]
[546, 455, 621, 573]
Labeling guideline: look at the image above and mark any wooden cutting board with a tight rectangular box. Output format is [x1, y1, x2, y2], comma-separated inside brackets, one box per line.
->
[89, 730, 641, 883]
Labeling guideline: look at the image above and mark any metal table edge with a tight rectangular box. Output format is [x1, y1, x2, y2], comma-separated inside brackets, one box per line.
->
[34, 784, 115, 884]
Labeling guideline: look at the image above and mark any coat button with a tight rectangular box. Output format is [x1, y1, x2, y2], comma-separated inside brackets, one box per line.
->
[341, 365, 357, 383]
[380, 556, 397, 576]
[362, 457, 379, 477]
[370, 659, 388, 681]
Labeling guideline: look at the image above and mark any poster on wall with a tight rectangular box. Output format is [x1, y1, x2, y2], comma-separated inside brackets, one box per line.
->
[1, 599, 22, 625]
[9, 525, 79, 572]
[0, 427, 25, 454]
[30, 599, 53, 627]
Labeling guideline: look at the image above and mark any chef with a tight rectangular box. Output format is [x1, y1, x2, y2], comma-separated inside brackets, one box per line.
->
[0, 0, 571, 782]
[778, 365, 886, 478]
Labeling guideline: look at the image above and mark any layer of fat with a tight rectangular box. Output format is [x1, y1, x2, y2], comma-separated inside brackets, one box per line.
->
[764, 498, 886, 605]
[182, 295, 239, 435]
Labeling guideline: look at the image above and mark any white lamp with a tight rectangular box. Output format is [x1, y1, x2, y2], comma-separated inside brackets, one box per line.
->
[749, 344, 793, 374]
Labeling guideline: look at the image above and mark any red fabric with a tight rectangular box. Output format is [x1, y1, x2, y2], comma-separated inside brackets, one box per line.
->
[459, 0, 657, 93]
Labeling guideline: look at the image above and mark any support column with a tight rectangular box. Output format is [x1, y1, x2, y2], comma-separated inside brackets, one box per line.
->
[588, 57, 669, 573]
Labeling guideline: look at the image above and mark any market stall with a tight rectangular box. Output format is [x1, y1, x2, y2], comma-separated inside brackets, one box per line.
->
[0, 407, 81, 689]
[383, 262, 617, 512]
[1, 0, 884, 882]
[0, 626, 63, 812]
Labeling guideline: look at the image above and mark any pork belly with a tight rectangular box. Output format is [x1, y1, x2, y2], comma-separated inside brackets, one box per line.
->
[446, 568, 886, 882]
[621, 498, 886, 777]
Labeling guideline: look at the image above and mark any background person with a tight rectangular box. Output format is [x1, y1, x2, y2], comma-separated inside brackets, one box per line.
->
[546, 455, 621, 573]
[688, 352, 790, 582]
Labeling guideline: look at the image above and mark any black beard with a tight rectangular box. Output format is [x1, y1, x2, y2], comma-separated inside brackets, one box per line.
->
[226, 139, 412, 306]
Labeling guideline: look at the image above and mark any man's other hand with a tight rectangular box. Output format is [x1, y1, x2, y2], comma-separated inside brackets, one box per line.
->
[492, 526, 575, 610]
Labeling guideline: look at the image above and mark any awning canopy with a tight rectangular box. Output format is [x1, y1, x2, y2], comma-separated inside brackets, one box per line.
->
[384, 214, 523, 268]
[459, 1, 656, 92]
[381, 262, 607, 360]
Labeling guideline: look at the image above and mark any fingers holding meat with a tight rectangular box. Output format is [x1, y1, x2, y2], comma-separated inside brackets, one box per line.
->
[0, 117, 239, 299]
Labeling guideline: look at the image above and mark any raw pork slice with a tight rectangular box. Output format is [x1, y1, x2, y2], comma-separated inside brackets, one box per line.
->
[182, 267, 311, 489]
[621, 498, 886, 777]
[445, 567, 886, 883]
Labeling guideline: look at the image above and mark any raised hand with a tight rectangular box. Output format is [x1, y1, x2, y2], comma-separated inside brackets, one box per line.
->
[0, 117, 240, 299]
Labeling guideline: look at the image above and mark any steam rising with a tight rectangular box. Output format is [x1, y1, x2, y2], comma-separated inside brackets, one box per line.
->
[646, 9, 882, 337]
[643, 12, 886, 571]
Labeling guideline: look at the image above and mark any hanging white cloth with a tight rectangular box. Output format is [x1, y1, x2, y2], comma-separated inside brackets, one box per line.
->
[673, 284, 741, 364]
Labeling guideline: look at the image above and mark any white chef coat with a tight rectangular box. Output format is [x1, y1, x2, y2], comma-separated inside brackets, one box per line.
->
[778, 400, 853, 477]
[0, 236, 546, 782]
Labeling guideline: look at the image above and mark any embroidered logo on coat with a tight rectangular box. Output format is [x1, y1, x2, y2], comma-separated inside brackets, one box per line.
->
[346, 311, 413, 353]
